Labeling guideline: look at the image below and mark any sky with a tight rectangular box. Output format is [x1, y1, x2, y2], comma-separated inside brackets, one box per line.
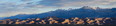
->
[0, 0, 116, 17]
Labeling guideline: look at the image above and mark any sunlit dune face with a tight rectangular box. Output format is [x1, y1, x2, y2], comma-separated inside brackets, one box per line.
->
[73, 17, 79, 22]
[49, 18, 54, 20]
[49, 20, 59, 24]
[54, 21, 58, 23]
[87, 20, 95, 24]
[75, 17, 79, 20]
[9, 21, 13, 24]
[65, 19, 70, 21]
[95, 18, 103, 21]
[76, 20, 84, 24]
[62, 19, 71, 24]
[42, 20, 45, 22]
[76, 19, 84, 24]
[21, 20, 26, 22]
[29, 21, 35, 24]
[96, 20, 100, 24]
[39, 20, 46, 24]
[105, 18, 111, 19]
[104, 18, 112, 21]
[36, 18, 40, 21]
[15, 22, 20, 24]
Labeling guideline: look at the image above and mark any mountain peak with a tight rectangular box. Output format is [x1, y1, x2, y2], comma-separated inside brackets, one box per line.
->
[81, 6, 100, 10]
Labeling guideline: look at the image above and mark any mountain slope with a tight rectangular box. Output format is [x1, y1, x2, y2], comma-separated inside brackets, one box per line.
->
[4, 6, 116, 19]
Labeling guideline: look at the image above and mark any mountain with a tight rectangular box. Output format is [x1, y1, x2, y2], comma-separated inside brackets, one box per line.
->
[80, 6, 101, 10]
[3, 6, 116, 19]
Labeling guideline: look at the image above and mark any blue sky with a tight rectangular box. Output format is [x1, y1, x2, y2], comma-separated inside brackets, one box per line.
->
[0, 0, 116, 17]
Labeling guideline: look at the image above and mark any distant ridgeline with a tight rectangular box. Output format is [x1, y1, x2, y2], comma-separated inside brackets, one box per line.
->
[4, 6, 116, 19]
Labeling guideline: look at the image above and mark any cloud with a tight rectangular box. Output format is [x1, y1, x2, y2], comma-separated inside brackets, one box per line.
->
[37, 0, 116, 8]
[0, 0, 116, 17]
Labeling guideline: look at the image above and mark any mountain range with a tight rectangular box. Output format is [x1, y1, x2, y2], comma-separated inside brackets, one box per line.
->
[3, 6, 116, 19]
